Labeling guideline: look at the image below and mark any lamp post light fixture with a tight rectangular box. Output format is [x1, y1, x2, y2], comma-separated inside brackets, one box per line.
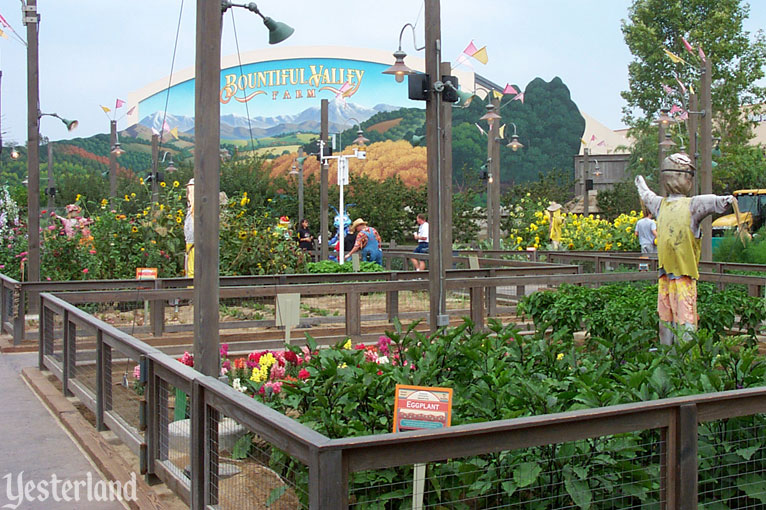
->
[40, 112, 78, 131]
[193, 0, 293, 378]
[506, 122, 524, 152]
[382, 23, 422, 82]
[10, 148, 19, 160]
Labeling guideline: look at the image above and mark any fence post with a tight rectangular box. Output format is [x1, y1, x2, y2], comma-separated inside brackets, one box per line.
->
[677, 403, 698, 509]
[486, 269, 497, 317]
[143, 356, 160, 484]
[386, 273, 399, 322]
[309, 449, 347, 509]
[62, 310, 72, 397]
[470, 285, 484, 329]
[150, 279, 165, 337]
[38, 299, 50, 370]
[95, 330, 106, 431]
[190, 380, 210, 510]
[13, 284, 24, 346]
[345, 291, 361, 338]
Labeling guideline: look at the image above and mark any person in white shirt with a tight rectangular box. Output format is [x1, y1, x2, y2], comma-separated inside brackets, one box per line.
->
[410, 213, 429, 271]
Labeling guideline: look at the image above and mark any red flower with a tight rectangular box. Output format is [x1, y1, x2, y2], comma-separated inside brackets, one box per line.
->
[283, 350, 299, 364]
[298, 368, 310, 380]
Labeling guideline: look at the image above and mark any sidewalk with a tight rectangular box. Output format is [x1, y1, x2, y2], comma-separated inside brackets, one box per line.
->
[0, 349, 127, 509]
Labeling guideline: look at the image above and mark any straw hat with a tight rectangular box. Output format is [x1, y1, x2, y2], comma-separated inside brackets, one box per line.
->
[186, 178, 195, 187]
[547, 202, 562, 212]
[350, 218, 367, 231]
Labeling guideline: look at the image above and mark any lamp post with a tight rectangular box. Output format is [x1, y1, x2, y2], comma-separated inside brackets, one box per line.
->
[699, 57, 713, 262]
[480, 100, 501, 248]
[46, 139, 55, 212]
[289, 147, 306, 221]
[194, 0, 292, 378]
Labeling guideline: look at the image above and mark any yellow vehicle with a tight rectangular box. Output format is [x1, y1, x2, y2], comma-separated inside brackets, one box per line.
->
[711, 189, 766, 236]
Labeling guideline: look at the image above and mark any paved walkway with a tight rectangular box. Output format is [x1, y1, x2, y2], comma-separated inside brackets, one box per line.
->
[0, 351, 127, 509]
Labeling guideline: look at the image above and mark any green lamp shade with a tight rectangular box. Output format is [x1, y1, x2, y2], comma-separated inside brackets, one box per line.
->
[296, 156, 308, 164]
[264, 17, 294, 44]
[455, 90, 475, 108]
[411, 135, 424, 146]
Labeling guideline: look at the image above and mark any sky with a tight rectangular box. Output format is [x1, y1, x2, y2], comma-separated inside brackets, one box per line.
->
[0, 0, 764, 144]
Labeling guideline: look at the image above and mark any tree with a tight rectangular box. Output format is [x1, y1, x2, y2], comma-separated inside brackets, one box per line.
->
[621, 0, 766, 145]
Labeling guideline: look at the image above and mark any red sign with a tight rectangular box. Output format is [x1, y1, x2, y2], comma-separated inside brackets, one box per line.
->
[135, 267, 158, 280]
[393, 385, 453, 433]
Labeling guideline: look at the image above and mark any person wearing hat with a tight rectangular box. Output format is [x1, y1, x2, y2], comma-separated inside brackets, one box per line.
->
[184, 178, 195, 278]
[545, 202, 564, 250]
[345, 218, 383, 265]
[635, 152, 737, 345]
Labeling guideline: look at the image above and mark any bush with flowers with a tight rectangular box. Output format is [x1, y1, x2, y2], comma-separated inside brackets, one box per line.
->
[504, 207, 642, 251]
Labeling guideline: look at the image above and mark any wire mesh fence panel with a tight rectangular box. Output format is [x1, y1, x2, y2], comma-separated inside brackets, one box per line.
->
[71, 320, 98, 397]
[360, 292, 388, 320]
[699, 414, 766, 508]
[300, 293, 345, 322]
[158, 377, 192, 486]
[348, 430, 665, 509]
[50, 309, 65, 365]
[398, 290, 430, 316]
[206, 407, 309, 509]
[105, 343, 145, 437]
[219, 296, 275, 325]
[445, 287, 471, 314]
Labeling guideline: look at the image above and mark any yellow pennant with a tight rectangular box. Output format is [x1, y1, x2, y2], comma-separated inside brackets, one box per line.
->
[663, 48, 688, 66]
[471, 46, 488, 64]
[100, 105, 110, 113]
[0, 28, 8, 40]
[492, 90, 503, 100]
[170, 127, 179, 139]
[499, 124, 506, 140]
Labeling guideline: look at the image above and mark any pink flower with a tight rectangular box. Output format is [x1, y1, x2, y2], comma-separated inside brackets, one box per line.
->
[377, 336, 392, 356]
[47, 225, 56, 231]
[133, 365, 141, 379]
[270, 364, 285, 380]
[178, 351, 194, 367]
[89, 249, 97, 255]
[364, 349, 379, 363]
[298, 368, 310, 380]
[220, 343, 229, 357]
[82, 268, 89, 274]
[264, 381, 282, 394]
[301, 346, 312, 362]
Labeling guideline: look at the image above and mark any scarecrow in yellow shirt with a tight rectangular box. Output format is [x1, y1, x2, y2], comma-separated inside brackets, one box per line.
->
[545, 202, 565, 250]
[635, 153, 736, 345]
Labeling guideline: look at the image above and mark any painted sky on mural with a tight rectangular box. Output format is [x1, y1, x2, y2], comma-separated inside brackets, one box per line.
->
[0, 0, 764, 143]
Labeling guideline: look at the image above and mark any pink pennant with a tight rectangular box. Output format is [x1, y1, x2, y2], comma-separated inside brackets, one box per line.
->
[115, 99, 125, 109]
[463, 41, 478, 56]
[512, 92, 524, 103]
[151, 127, 160, 136]
[597, 140, 606, 147]
[126, 106, 136, 116]
[669, 104, 682, 115]
[474, 123, 486, 136]
[162, 120, 171, 133]
[662, 84, 674, 95]
[678, 111, 689, 121]
[0, 12, 10, 28]
[590, 134, 596, 142]
[681, 36, 695, 55]
[674, 74, 687, 95]
[698, 44, 706, 62]
[503, 83, 518, 95]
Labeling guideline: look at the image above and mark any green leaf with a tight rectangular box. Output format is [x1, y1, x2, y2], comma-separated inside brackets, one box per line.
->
[565, 476, 593, 509]
[735, 444, 761, 461]
[230, 433, 253, 460]
[501, 480, 517, 497]
[265, 485, 287, 506]
[513, 462, 542, 488]
[737, 475, 766, 504]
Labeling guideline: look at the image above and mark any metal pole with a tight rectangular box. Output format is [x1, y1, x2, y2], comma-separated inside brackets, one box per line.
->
[583, 148, 590, 216]
[490, 99, 501, 249]
[109, 120, 117, 197]
[485, 111, 494, 243]
[338, 157, 345, 263]
[25, 0, 40, 291]
[47, 140, 54, 212]
[700, 58, 713, 262]
[151, 134, 159, 204]
[658, 122, 666, 197]
[320, 99, 329, 260]
[297, 147, 304, 221]
[425, 0, 447, 331]
[193, 0, 221, 378]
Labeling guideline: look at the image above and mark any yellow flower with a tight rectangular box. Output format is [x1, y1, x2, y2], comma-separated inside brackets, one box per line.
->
[343, 339, 352, 349]
[238, 231, 247, 239]
[140, 247, 145, 251]
[160, 204, 165, 211]
[176, 217, 182, 224]
[139, 178, 144, 185]
[556, 353, 564, 361]
[173, 181, 180, 188]
[101, 198, 108, 206]
[160, 182, 166, 188]
[124, 195, 130, 201]
[131, 192, 136, 198]
[339, 362, 348, 369]
[75, 194, 82, 202]
[131, 226, 138, 233]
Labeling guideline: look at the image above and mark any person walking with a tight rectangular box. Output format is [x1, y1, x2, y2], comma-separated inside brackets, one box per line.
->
[345, 218, 383, 265]
[634, 209, 657, 271]
[410, 213, 428, 271]
[296, 218, 314, 251]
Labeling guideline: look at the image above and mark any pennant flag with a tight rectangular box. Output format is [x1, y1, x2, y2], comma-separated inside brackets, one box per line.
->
[503, 83, 518, 95]
[662, 84, 674, 95]
[597, 140, 606, 147]
[590, 134, 597, 142]
[674, 74, 687, 95]
[453, 53, 474, 70]
[669, 104, 682, 115]
[162, 120, 171, 133]
[0, 12, 10, 28]
[471, 46, 488, 64]
[492, 90, 503, 100]
[100, 105, 111, 113]
[681, 36, 695, 55]
[499, 124, 506, 140]
[663, 48, 688, 65]
[512, 92, 524, 103]
[151, 127, 160, 136]
[581, 138, 587, 145]
[698, 44, 706, 62]
[169, 127, 179, 140]
[679, 111, 689, 121]
[0, 28, 7, 40]
[115, 98, 125, 109]
[126, 106, 136, 116]
[475, 123, 486, 136]
[463, 41, 478, 56]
